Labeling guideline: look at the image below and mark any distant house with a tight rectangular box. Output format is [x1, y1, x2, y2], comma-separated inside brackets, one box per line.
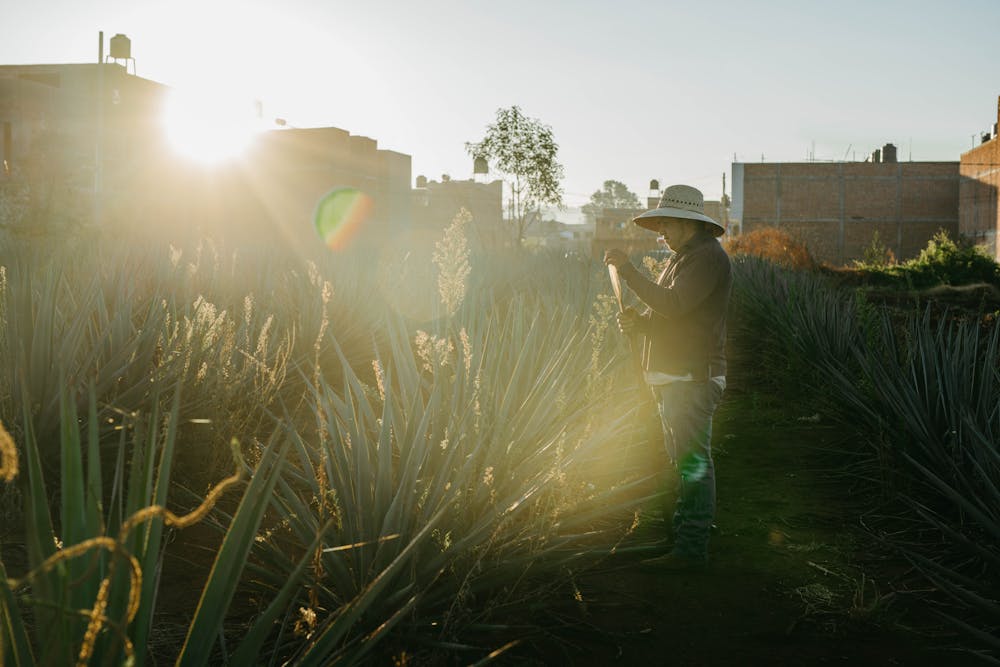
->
[959, 95, 1000, 260]
[0, 52, 414, 254]
[590, 206, 657, 260]
[730, 148, 960, 265]
[411, 175, 504, 248]
[523, 217, 592, 252]
[246, 127, 412, 250]
[0, 62, 170, 230]
[703, 199, 732, 236]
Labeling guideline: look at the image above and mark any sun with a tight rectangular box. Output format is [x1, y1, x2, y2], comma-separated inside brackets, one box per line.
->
[163, 86, 262, 163]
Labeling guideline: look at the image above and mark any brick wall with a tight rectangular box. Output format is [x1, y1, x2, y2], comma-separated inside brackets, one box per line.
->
[243, 127, 414, 253]
[736, 161, 959, 265]
[412, 178, 504, 248]
[959, 96, 1000, 260]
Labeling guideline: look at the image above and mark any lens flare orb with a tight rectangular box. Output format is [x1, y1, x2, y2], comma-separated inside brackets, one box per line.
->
[314, 188, 373, 250]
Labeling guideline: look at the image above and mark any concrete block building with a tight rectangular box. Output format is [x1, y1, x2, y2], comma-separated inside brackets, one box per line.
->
[244, 127, 413, 251]
[590, 207, 659, 260]
[959, 96, 1000, 260]
[731, 149, 960, 265]
[411, 175, 504, 248]
[0, 62, 171, 230]
[1, 43, 415, 255]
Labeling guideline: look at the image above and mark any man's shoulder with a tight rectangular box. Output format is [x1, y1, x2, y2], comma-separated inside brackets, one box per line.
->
[679, 237, 732, 286]
[686, 235, 731, 263]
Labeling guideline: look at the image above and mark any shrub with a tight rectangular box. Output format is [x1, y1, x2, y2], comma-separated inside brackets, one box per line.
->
[860, 230, 1000, 289]
[724, 227, 814, 270]
[854, 230, 896, 269]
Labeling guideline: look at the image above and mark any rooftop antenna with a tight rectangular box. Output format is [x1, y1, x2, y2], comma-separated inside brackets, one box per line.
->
[843, 144, 852, 161]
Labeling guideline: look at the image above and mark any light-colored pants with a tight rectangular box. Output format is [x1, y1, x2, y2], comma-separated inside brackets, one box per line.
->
[654, 380, 724, 559]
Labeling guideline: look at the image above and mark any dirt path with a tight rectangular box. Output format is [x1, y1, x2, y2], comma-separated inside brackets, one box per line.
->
[528, 387, 977, 666]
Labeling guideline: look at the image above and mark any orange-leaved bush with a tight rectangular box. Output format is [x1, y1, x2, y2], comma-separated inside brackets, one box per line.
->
[724, 227, 814, 270]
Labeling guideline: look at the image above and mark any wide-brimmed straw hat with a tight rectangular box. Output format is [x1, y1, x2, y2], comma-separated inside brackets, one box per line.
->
[633, 184, 725, 237]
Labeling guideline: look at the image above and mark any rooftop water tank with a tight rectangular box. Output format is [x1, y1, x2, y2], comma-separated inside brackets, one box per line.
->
[109, 34, 131, 59]
[882, 143, 897, 163]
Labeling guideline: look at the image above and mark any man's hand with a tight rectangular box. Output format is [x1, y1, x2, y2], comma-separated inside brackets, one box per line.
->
[617, 306, 639, 336]
[603, 248, 630, 268]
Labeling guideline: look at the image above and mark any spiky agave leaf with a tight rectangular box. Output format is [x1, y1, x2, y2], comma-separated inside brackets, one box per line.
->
[733, 253, 1000, 655]
[240, 286, 650, 663]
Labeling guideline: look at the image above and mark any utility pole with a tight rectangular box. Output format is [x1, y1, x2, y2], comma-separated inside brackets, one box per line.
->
[95, 31, 104, 227]
[721, 172, 729, 234]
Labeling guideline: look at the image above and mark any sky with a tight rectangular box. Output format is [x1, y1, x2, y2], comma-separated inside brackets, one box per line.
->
[5, 0, 1000, 216]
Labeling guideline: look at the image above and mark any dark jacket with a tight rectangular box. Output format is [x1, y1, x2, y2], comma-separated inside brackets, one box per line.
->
[618, 231, 732, 380]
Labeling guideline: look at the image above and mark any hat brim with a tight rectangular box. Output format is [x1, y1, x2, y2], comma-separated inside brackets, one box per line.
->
[633, 207, 726, 237]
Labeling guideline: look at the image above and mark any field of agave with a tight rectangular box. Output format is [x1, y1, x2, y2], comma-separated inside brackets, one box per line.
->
[1, 217, 998, 663]
[730, 248, 1000, 660]
[0, 214, 660, 665]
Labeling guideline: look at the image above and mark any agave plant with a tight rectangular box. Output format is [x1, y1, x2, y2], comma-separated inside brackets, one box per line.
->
[0, 236, 369, 665]
[732, 253, 1000, 655]
[1, 225, 657, 664]
[0, 236, 296, 454]
[1, 386, 207, 664]
[822, 309, 1000, 651]
[729, 256, 866, 394]
[230, 289, 652, 662]
[0, 380, 326, 666]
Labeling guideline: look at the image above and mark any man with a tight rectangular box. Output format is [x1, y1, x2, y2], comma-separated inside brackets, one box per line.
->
[603, 184, 732, 571]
